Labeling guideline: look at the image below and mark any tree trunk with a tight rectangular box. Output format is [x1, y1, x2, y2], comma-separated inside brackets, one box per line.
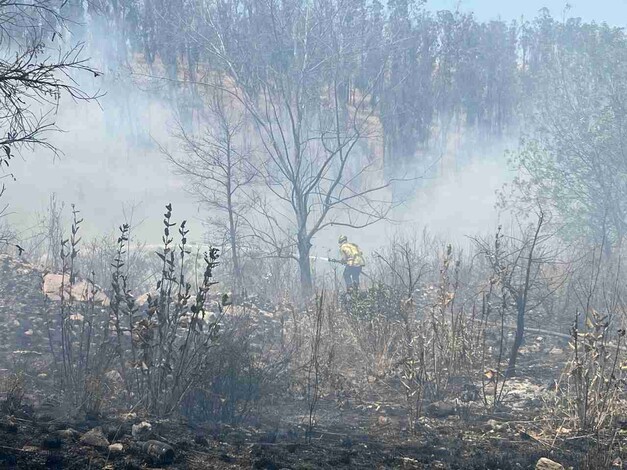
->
[294, 188, 313, 293]
[507, 211, 544, 377]
[506, 296, 525, 377]
[228, 206, 241, 297]
[297, 237, 313, 294]
[225, 137, 242, 299]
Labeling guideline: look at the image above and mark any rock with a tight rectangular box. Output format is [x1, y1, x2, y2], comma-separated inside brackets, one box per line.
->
[80, 427, 109, 448]
[104, 370, 123, 383]
[132, 421, 152, 440]
[108, 443, 124, 453]
[486, 419, 504, 432]
[555, 426, 571, 436]
[43, 273, 110, 305]
[536, 457, 565, 470]
[426, 401, 456, 418]
[58, 428, 79, 440]
[135, 291, 156, 307]
[142, 440, 175, 465]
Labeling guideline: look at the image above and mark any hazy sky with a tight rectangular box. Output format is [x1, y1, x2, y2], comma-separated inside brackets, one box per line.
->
[427, 0, 627, 25]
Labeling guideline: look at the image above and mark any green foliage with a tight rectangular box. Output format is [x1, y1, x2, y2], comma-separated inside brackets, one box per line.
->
[128, 204, 222, 415]
[46, 203, 225, 417]
[507, 21, 627, 245]
[344, 283, 403, 321]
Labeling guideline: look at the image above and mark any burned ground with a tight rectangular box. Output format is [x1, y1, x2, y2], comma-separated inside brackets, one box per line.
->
[0, 253, 624, 469]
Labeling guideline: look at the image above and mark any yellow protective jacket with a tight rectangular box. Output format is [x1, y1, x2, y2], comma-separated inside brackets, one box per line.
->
[339, 242, 365, 267]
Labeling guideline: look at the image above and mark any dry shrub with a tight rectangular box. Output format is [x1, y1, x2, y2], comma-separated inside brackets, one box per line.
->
[0, 373, 25, 414]
[112, 205, 222, 416]
[554, 310, 625, 433]
[51, 206, 114, 414]
[180, 308, 278, 424]
[343, 284, 404, 379]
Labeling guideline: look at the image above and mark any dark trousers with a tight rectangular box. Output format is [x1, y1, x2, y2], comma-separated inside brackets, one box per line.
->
[343, 266, 362, 290]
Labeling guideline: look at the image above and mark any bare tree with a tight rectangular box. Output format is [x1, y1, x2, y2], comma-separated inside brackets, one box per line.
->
[0, 182, 13, 248]
[0, 1, 98, 251]
[200, 0, 400, 292]
[474, 210, 564, 376]
[163, 85, 255, 295]
[0, 2, 98, 161]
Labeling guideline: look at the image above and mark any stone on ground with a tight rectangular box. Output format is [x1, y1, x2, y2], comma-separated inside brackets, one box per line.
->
[80, 427, 109, 448]
[536, 457, 565, 470]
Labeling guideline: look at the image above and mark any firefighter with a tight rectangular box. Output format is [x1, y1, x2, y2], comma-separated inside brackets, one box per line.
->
[338, 235, 365, 291]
